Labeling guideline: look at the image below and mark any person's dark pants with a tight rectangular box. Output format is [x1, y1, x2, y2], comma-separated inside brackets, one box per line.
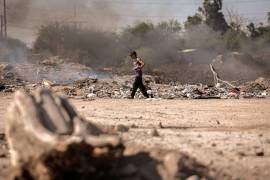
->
[131, 76, 149, 98]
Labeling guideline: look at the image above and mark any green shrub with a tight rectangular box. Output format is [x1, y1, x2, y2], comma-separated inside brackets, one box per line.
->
[224, 29, 246, 50]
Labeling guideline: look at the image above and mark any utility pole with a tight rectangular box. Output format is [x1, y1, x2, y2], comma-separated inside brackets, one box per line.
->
[68, 4, 87, 29]
[0, 15, 3, 38]
[74, 4, 77, 19]
[73, 4, 78, 28]
[3, 0, 7, 38]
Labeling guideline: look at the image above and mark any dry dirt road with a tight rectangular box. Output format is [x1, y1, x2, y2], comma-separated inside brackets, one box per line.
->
[0, 96, 270, 180]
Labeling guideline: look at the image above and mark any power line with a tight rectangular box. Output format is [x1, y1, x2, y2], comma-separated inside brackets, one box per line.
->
[8, 14, 267, 24]
[98, 0, 269, 2]
[19, 6, 269, 19]
[93, 0, 270, 5]
[6, 1, 269, 31]
[3, 0, 6, 38]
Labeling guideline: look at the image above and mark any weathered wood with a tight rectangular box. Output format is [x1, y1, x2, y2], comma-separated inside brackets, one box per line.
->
[5, 89, 212, 180]
[209, 64, 235, 87]
[5, 88, 103, 166]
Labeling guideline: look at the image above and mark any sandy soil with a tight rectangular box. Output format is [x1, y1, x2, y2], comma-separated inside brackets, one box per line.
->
[0, 96, 270, 179]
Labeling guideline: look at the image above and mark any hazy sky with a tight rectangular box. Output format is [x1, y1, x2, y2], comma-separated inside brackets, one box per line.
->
[107, 0, 270, 24]
[6, 0, 270, 45]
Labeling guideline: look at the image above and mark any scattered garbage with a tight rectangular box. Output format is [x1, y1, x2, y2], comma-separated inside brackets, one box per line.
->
[116, 124, 129, 133]
[149, 129, 160, 137]
[0, 62, 268, 100]
[86, 93, 97, 99]
[42, 79, 55, 87]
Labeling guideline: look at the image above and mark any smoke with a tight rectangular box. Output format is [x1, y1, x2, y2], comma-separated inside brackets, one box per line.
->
[0, 38, 28, 63]
[6, 0, 123, 44]
[7, 0, 122, 31]
[7, 0, 31, 24]
[4, 0, 270, 84]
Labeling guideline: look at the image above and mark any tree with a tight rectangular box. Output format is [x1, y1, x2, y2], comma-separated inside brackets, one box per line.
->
[247, 22, 270, 45]
[125, 22, 154, 37]
[185, 0, 228, 33]
[202, 0, 228, 33]
[247, 23, 270, 38]
[184, 13, 203, 29]
[226, 8, 245, 32]
[157, 19, 182, 33]
[247, 23, 260, 38]
[224, 28, 246, 50]
[268, 12, 270, 25]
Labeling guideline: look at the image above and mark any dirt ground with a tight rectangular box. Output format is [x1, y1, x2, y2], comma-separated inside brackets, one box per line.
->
[0, 95, 270, 180]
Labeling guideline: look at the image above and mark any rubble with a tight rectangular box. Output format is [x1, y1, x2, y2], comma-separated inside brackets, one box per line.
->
[240, 78, 270, 98]
[185, 175, 200, 180]
[42, 79, 55, 87]
[0, 63, 26, 92]
[116, 124, 129, 132]
[63, 67, 270, 100]
[39, 56, 64, 66]
[5, 89, 212, 180]
[0, 61, 268, 100]
[255, 150, 264, 157]
[149, 129, 160, 137]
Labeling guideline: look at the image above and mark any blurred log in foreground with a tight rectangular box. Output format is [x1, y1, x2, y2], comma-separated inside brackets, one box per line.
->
[5, 89, 212, 180]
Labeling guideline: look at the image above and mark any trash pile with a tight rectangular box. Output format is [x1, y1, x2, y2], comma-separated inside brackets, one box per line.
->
[240, 77, 270, 98]
[0, 61, 269, 100]
[0, 60, 109, 93]
[59, 75, 269, 100]
[0, 64, 26, 92]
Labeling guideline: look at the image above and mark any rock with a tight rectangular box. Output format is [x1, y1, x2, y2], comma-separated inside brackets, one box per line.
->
[261, 91, 267, 97]
[119, 164, 137, 176]
[116, 124, 129, 132]
[147, 90, 153, 96]
[150, 129, 159, 137]
[74, 77, 98, 89]
[228, 92, 239, 99]
[185, 175, 200, 180]
[130, 124, 138, 128]
[9, 137, 124, 180]
[87, 93, 97, 99]
[42, 79, 55, 87]
[163, 153, 182, 178]
[0, 153, 6, 158]
[39, 56, 63, 66]
[237, 152, 246, 157]
[0, 64, 13, 71]
[162, 152, 211, 180]
[216, 150, 223, 155]
[255, 150, 264, 157]
[255, 77, 265, 84]
[0, 133, 5, 140]
[4, 71, 15, 79]
[265, 139, 270, 144]
[158, 122, 164, 128]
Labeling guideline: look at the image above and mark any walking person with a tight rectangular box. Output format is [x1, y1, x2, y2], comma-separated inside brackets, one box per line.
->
[128, 51, 149, 99]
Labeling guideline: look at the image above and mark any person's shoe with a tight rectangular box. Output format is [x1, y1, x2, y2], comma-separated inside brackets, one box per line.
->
[127, 96, 134, 99]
